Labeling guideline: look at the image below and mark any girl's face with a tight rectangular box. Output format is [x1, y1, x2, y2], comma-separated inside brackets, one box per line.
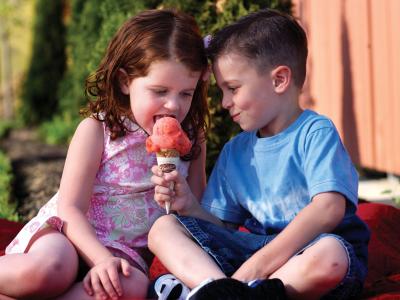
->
[122, 59, 201, 135]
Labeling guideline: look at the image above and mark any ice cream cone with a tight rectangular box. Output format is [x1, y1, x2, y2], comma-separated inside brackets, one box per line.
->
[146, 117, 192, 215]
[156, 149, 179, 214]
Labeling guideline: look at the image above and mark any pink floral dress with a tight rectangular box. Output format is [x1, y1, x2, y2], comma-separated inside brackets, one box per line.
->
[6, 120, 189, 274]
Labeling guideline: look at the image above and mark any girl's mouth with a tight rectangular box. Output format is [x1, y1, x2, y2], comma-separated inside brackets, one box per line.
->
[153, 114, 176, 123]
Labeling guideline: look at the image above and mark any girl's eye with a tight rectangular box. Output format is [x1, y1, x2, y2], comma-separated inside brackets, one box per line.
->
[153, 90, 167, 95]
[181, 92, 193, 98]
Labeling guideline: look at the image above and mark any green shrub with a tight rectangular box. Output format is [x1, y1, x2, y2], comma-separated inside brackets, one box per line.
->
[19, 0, 66, 125]
[0, 151, 18, 221]
[39, 113, 80, 145]
[46, 0, 292, 176]
[0, 121, 13, 138]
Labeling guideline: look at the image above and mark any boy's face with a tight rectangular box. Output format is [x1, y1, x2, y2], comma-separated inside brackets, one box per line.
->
[120, 59, 201, 135]
[213, 53, 284, 137]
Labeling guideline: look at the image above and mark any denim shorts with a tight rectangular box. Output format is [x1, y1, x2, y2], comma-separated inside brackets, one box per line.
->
[175, 215, 368, 300]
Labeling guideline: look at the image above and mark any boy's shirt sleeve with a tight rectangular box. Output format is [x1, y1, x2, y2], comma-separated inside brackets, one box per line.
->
[303, 122, 358, 211]
[201, 144, 250, 224]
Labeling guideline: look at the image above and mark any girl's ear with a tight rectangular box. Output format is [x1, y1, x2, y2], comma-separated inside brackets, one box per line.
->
[271, 66, 291, 94]
[118, 68, 130, 95]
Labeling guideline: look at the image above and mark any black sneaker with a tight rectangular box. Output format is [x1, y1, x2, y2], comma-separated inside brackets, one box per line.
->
[251, 278, 287, 300]
[187, 277, 286, 300]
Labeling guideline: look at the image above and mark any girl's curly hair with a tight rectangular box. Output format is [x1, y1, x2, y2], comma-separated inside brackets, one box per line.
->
[82, 9, 209, 160]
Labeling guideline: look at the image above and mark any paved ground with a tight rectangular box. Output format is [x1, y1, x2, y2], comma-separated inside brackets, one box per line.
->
[0, 128, 67, 223]
[359, 177, 400, 207]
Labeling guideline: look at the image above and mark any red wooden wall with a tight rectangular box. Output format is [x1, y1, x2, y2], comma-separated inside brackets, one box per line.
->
[293, 0, 400, 175]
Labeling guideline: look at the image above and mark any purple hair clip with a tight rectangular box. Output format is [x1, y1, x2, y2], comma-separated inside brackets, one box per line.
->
[203, 35, 212, 49]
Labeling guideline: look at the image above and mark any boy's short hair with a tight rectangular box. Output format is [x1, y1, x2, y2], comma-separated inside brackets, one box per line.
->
[207, 9, 308, 88]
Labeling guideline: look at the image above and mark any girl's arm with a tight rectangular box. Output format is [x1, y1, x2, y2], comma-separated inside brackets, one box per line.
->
[57, 118, 111, 266]
[58, 118, 130, 299]
[232, 192, 346, 282]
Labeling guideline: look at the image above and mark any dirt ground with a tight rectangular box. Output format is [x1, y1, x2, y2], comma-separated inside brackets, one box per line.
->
[0, 128, 67, 223]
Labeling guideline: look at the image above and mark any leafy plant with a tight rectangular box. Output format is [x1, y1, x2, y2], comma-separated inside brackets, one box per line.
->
[39, 113, 80, 145]
[43, 0, 292, 176]
[19, 0, 66, 124]
[0, 151, 18, 221]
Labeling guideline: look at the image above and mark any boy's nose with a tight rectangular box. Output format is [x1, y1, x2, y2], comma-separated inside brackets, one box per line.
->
[221, 95, 233, 109]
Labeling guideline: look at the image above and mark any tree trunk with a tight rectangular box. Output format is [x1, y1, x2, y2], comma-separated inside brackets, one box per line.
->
[0, 17, 14, 120]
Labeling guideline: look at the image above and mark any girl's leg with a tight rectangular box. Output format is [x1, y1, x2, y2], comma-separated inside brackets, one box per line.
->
[0, 294, 16, 300]
[148, 215, 226, 288]
[269, 237, 348, 300]
[56, 267, 149, 300]
[0, 227, 79, 299]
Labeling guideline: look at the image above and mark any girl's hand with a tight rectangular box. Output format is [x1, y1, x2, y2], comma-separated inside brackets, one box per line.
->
[83, 256, 133, 300]
[151, 165, 198, 214]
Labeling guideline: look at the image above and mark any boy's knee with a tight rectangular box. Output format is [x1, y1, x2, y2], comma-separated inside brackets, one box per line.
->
[149, 215, 188, 251]
[149, 215, 179, 248]
[301, 237, 348, 287]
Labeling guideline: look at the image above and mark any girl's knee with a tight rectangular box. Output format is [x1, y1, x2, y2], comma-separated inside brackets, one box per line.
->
[13, 255, 77, 297]
[121, 268, 149, 298]
[301, 237, 348, 286]
[22, 242, 78, 296]
[44, 254, 78, 286]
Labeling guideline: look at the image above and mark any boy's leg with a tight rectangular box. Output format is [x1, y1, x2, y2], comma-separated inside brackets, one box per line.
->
[56, 267, 149, 300]
[148, 215, 226, 288]
[269, 237, 348, 300]
[0, 227, 79, 299]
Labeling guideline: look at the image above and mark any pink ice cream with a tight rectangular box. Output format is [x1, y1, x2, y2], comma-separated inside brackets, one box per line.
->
[146, 117, 191, 214]
[146, 117, 191, 156]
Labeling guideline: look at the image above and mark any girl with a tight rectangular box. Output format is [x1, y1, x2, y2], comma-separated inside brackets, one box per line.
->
[0, 9, 209, 300]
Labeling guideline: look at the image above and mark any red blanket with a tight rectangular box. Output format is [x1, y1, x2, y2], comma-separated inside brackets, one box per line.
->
[1, 202, 399, 299]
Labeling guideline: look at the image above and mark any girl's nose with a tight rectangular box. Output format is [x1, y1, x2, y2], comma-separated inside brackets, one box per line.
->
[164, 95, 179, 111]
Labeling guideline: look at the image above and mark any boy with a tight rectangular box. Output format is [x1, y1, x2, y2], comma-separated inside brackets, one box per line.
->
[149, 9, 370, 300]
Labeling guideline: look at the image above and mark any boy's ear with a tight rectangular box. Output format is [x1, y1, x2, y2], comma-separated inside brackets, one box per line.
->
[118, 68, 130, 95]
[271, 66, 291, 93]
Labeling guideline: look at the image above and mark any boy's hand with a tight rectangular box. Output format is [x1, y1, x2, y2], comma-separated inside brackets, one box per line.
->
[83, 256, 132, 300]
[151, 165, 198, 214]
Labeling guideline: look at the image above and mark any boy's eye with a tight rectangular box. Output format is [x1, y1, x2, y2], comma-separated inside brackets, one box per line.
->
[228, 86, 238, 93]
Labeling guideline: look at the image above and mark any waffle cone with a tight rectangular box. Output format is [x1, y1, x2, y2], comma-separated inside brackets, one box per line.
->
[157, 149, 179, 173]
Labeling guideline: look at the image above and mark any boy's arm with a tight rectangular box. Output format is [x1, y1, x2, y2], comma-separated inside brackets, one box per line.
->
[232, 191, 346, 282]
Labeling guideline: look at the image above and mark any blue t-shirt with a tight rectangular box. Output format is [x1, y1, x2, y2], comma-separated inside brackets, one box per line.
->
[202, 110, 369, 260]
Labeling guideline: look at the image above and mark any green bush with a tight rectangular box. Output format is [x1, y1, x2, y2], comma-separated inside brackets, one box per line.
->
[0, 121, 13, 139]
[44, 0, 292, 175]
[0, 151, 18, 221]
[19, 0, 66, 125]
[39, 113, 80, 145]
